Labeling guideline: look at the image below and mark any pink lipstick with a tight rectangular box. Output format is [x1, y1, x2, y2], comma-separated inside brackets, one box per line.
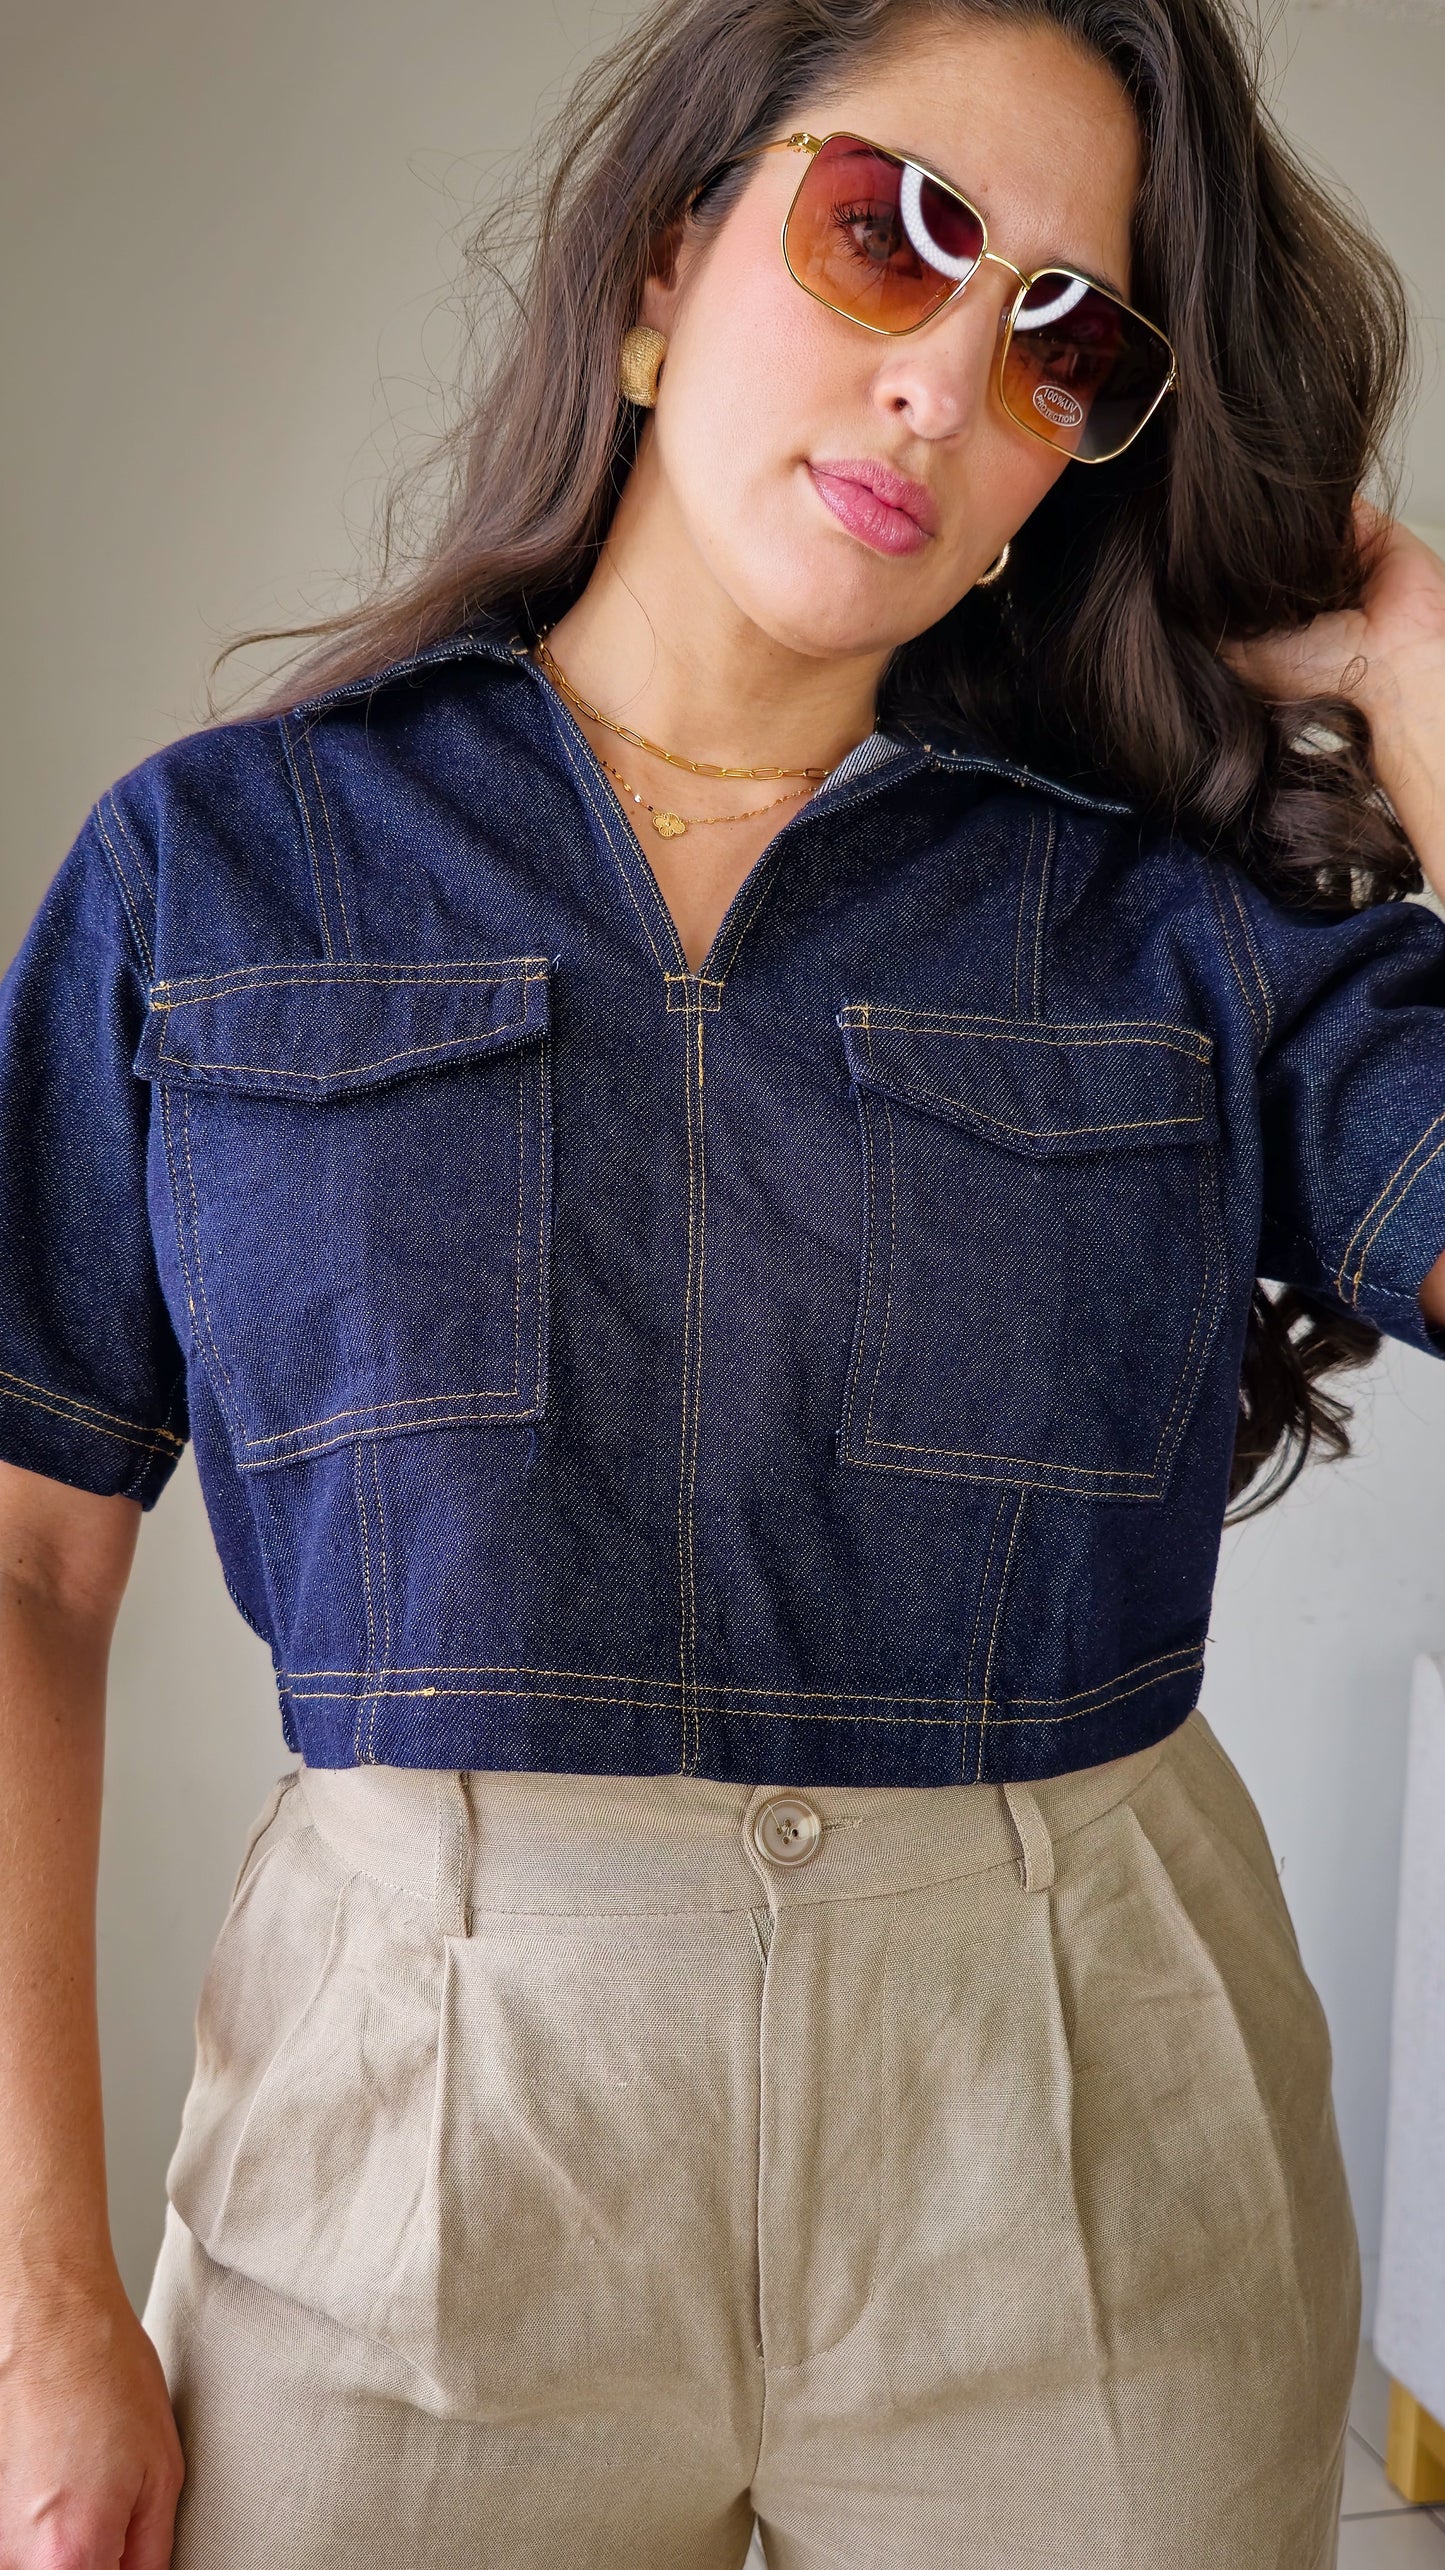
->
[807, 457, 937, 556]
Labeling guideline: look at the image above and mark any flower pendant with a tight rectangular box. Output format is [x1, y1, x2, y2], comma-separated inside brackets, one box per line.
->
[651, 810, 688, 838]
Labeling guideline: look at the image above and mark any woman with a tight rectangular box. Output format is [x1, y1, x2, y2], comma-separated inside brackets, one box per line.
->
[2, 0, 1444, 2559]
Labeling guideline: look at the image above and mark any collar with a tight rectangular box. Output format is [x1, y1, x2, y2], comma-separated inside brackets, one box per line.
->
[287, 612, 1134, 817]
[286, 611, 528, 717]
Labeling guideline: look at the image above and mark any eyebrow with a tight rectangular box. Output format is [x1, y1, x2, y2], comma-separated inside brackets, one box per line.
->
[1046, 255, 1131, 303]
[884, 138, 1132, 303]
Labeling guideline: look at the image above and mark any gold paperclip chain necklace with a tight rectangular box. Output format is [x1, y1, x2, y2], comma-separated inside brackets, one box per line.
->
[532, 629, 831, 839]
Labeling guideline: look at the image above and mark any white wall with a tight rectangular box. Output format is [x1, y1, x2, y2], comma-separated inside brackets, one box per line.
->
[1, 1, 1442, 2315]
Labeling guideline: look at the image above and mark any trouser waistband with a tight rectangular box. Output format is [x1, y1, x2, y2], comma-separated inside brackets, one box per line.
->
[294, 1717, 1193, 1937]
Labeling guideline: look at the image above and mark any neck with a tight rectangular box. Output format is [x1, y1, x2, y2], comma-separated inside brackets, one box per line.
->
[538, 439, 892, 783]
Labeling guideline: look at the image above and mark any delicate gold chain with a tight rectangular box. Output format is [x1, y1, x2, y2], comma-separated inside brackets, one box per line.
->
[532, 630, 831, 781]
[595, 750, 814, 839]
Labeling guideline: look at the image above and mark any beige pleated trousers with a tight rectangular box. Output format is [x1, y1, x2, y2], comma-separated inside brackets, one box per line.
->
[142, 1706, 1361, 2569]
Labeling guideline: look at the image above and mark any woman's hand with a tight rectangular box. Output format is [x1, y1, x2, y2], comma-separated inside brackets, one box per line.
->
[1218, 493, 1445, 898]
[0, 2263, 185, 2566]
[0, 1464, 178, 2561]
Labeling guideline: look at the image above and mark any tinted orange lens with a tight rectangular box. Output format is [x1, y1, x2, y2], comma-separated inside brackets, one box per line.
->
[783, 133, 984, 331]
[1001, 269, 1172, 460]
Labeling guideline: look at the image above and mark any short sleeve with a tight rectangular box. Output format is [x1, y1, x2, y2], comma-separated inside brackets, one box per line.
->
[0, 810, 188, 1506]
[1235, 870, 1445, 1358]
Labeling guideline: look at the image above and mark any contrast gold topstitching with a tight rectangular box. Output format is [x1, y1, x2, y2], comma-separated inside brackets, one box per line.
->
[156, 1042, 533, 1084]
[280, 1650, 1203, 1726]
[352, 1444, 377, 1766]
[973, 1487, 1028, 1780]
[278, 1637, 1201, 1705]
[280, 714, 336, 963]
[864, 1084, 901, 1448]
[1029, 810, 1056, 1018]
[707, 845, 789, 986]
[1010, 811, 1038, 1018]
[688, 1004, 708, 1768]
[866, 1097, 1209, 1141]
[171, 1085, 242, 1420]
[674, 992, 707, 1768]
[300, 724, 356, 960]
[1221, 868, 1273, 1037]
[1200, 859, 1267, 1045]
[153, 968, 535, 1082]
[1335, 1109, 1445, 1296]
[149, 961, 549, 996]
[837, 1009, 1215, 1059]
[509, 1048, 525, 1394]
[554, 731, 670, 970]
[1346, 1132, 1445, 1300]
[365, 1438, 392, 1765]
[0, 1376, 179, 1457]
[965, 1487, 1014, 1713]
[94, 803, 155, 976]
[0, 1363, 184, 1448]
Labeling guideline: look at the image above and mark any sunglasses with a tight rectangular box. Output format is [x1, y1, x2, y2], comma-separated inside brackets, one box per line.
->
[696, 130, 1177, 465]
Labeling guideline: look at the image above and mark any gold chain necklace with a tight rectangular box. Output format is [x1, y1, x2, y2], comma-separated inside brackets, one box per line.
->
[532, 630, 833, 783]
[595, 751, 814, 840]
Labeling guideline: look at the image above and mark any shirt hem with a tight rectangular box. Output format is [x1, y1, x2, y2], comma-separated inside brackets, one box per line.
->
[278, 1650, 1205, 1787]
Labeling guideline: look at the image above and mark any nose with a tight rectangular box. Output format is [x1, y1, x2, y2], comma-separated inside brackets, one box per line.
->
[869, 260, 1019, 437]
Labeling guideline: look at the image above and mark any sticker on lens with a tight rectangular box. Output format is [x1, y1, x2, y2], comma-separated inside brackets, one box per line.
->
[1033, 384, 1086, 428]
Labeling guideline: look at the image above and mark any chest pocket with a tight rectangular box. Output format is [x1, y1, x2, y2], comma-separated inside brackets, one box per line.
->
[836, 1006, 1226, 1501]
[134, 960, 551, 1468]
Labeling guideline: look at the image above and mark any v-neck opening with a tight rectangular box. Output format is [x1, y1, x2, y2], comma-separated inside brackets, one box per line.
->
[517, 651, 918, 986]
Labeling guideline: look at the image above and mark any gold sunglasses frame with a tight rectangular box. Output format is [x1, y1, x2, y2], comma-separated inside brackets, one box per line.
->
[704, 129, 1178, 466]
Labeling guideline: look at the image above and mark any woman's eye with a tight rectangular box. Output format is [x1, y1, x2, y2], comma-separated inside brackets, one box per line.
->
[830, 199, 914, 269]
[1035, 339, 1111, 390]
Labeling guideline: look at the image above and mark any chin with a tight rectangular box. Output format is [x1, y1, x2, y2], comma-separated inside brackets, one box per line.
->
[727, 548, 934, 666]
[757, 595, 933, 667]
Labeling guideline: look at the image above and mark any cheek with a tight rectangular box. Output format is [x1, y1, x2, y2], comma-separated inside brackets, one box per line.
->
[657, 266, 828, 537]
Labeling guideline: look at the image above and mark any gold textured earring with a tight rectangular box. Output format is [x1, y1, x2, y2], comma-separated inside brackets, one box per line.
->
[973, 540, 1010, 587]
[619, 323, 668, 407]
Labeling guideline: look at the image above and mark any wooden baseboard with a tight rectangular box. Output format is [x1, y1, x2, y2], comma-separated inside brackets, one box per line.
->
[1387, 2381, 1445, 2504]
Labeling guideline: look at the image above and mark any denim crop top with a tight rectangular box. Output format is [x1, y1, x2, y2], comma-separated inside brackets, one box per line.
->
[4, 611, 1445, 1786]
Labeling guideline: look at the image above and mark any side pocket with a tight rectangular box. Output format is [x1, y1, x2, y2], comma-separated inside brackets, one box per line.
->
[226, 1766, 301, 1908]
[168, 1833, 450, 2386]
[1180, 1708, 1302, 1957]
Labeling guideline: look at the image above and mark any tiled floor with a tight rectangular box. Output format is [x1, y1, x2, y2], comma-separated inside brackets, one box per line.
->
[1338, 2342, 1445, 2565]
[740, 2342, 1445, 2566]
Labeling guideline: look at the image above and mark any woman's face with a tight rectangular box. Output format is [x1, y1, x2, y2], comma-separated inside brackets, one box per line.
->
[636, 18, 1143, 663]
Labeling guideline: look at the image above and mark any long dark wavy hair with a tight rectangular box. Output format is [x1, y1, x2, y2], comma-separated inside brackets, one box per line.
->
[227, 0, 1424, 1520]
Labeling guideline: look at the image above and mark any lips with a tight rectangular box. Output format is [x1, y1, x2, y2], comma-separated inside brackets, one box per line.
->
[807, 456, 938, 556]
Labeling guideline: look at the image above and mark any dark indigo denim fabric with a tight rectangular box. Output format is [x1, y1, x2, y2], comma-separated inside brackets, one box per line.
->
[4, 611, 1445, 1785]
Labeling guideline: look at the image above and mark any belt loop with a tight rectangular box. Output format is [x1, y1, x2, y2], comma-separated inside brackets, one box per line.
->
[433, 1771, 473, 1939]
[1000, 1779, 1056, 1893]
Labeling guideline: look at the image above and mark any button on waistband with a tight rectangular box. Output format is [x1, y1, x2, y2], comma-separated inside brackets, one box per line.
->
[749, 1793, 823, 1867]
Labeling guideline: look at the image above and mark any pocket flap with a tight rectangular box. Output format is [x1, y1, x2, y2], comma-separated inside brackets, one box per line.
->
[134, 959, 551, 1099]
[837, 1007, 1218, 1154]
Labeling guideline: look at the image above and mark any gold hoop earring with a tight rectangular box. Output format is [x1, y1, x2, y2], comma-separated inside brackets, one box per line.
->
[619, 324, 668, 407]
[973, 540, 1010, 588]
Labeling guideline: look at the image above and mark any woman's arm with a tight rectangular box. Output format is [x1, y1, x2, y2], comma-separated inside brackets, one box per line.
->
[1352, 558, 1445, 1331]
[1220, 499, 1445, 1333]
[0, 1457, 185, 2567]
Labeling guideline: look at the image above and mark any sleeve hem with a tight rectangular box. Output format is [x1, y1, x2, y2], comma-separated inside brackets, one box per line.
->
[1329, 1108, 1445, 1310]
[1327, 1164, 1445, 1356]
[0, 1371, 186, 1508]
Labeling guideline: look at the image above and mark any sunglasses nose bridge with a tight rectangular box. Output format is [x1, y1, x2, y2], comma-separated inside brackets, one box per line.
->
[979, 246, 1028, 291]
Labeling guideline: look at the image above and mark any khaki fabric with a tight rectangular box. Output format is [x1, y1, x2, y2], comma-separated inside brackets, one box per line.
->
[142, 1708, 1360, 2569]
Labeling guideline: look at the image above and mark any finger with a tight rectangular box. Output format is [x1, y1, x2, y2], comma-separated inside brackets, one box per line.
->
[119, 2461, 185, 2570]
